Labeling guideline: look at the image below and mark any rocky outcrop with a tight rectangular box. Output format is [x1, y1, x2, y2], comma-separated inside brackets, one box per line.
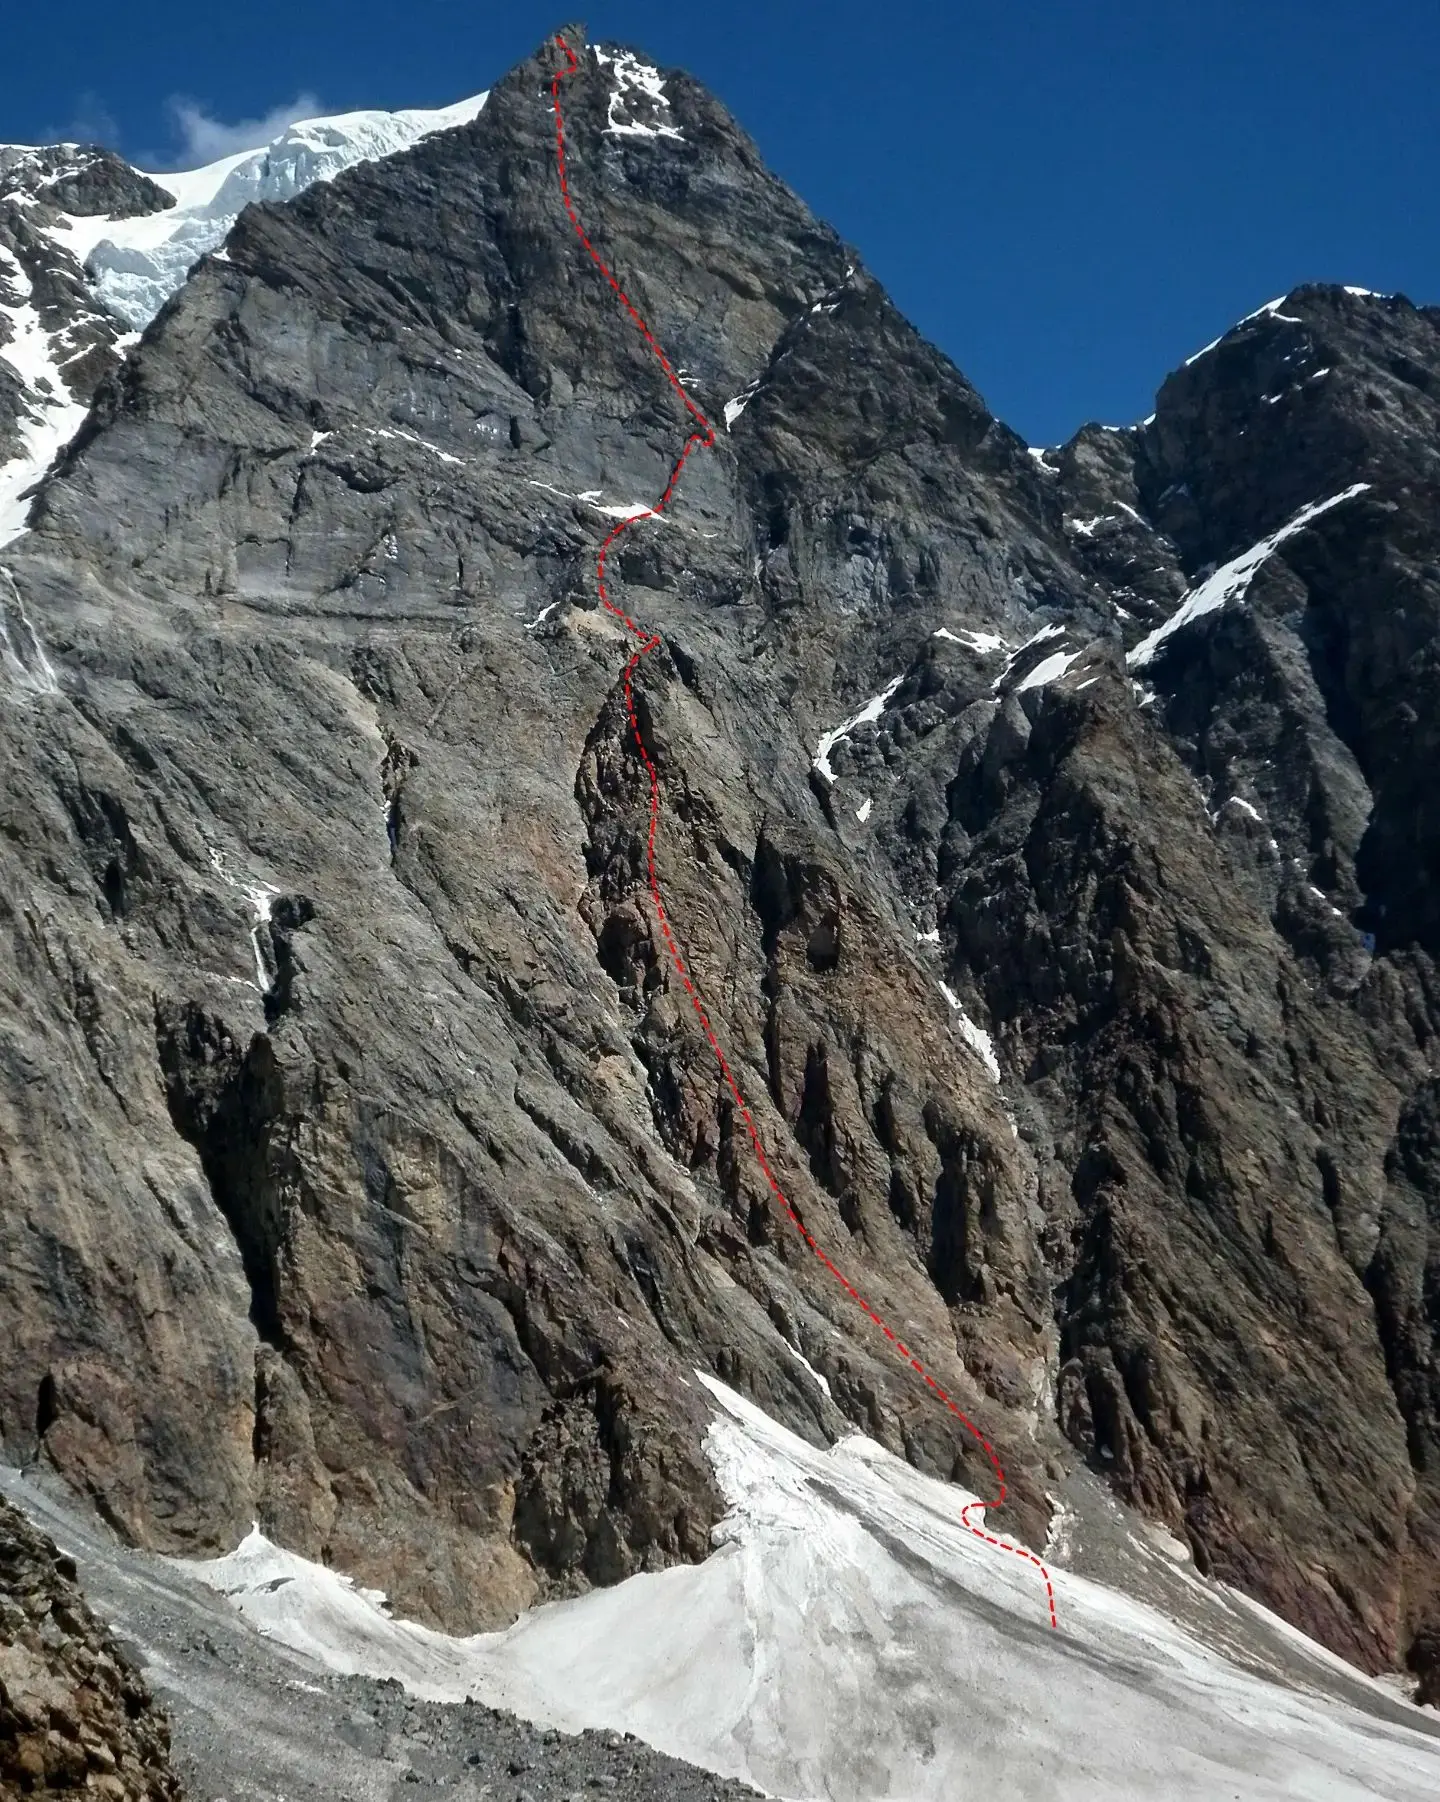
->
[1044, 283, 1440, 1678]
[0, 27, 1437, 1699]
[0, 1495, 182, 1798]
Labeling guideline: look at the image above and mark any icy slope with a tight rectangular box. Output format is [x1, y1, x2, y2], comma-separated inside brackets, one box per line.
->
[1128, 483, 1372, 668]
[44, 93, 488, 328]
[184, 1378, 1440, 1802]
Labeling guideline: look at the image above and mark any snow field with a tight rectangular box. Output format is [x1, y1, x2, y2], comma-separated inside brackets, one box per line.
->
[183, 1376, 1440, 1802]
[1129, 485, 1371, 668]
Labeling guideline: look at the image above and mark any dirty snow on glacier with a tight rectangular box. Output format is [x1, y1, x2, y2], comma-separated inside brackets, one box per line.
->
[35, 93, 488, 330]
[1129, 483, 1372, 668]
[185, 1375, 1440, 1802]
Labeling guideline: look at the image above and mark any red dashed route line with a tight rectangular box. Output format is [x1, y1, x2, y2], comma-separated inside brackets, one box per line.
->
[549, 32, 1057, 1632]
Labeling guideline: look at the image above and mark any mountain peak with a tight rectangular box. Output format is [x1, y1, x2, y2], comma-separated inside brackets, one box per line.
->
[0, 88, 489, 545]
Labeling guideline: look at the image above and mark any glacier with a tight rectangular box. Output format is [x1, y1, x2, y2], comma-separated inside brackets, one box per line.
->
[32, 92, 488, 331]
[0, 92, 487, 554]
[179, 1375, 1440, 1802]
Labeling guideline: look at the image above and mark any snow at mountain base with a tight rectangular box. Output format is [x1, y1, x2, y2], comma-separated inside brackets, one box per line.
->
[184, 1376, 1440, 1802]
[44, 93, 488, 330]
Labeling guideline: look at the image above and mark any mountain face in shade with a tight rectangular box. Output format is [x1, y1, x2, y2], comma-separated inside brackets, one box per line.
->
[0, 23, 1438, 1712]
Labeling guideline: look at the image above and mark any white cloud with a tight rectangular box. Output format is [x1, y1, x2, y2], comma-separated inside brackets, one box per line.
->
[64, 92, 120, 148]
[163, 91, 325, 166]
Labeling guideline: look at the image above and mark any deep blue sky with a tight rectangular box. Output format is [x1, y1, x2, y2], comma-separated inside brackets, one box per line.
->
[5, 1, 1437, 446]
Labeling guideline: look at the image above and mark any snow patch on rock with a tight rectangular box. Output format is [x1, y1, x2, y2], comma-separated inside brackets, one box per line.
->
[593, 48, 684, 141]
[785, 1344, 832, 1399]
[813, 674, 903, 783]
[1129, 484, 1370, 668]
[374, 426, 463, 465]
[938, 982, 1003, 1084]
[933, 624, 1009, 655]
[1015, 647, 1084, 692]
[991, 623, 1071, 694]
[0, 243, 90, 548]
[722, 378, 760, 429]
[1183, 294, 1305, 367]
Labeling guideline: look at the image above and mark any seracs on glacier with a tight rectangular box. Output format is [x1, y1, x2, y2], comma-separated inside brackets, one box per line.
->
[46, 93, 489, 330]
[0, 93, 487, 552]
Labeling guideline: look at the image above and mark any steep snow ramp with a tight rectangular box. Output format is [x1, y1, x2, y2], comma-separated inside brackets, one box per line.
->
[182, 1377, 1440, 1802]
[1128, 484, 1372, 668]
[40, 93, 488, 329]
[1183, 293, 1306, 366]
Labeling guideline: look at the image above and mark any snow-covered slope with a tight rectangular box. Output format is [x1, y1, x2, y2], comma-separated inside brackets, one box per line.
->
[1128, 483, 1372, 667]
[39, 94, 488, 329]
[184, 1377, 1440, 1802]
[0, 241, 97, 547]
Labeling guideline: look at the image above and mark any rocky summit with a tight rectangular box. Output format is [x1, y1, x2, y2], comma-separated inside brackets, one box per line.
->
[1, 23, 1438, 1710]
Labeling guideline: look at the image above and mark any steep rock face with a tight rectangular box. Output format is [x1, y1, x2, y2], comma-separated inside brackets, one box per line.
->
[0, 1494, 183, 1798]
[0, 27, 1437, 1694]
[0, 100, 490, 548]
[1042, 284, 1440, 1674]
[0, 30, 1066, 1632]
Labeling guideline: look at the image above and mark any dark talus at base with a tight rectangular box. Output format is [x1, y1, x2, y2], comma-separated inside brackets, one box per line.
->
[0, 27, 1437, 1698]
